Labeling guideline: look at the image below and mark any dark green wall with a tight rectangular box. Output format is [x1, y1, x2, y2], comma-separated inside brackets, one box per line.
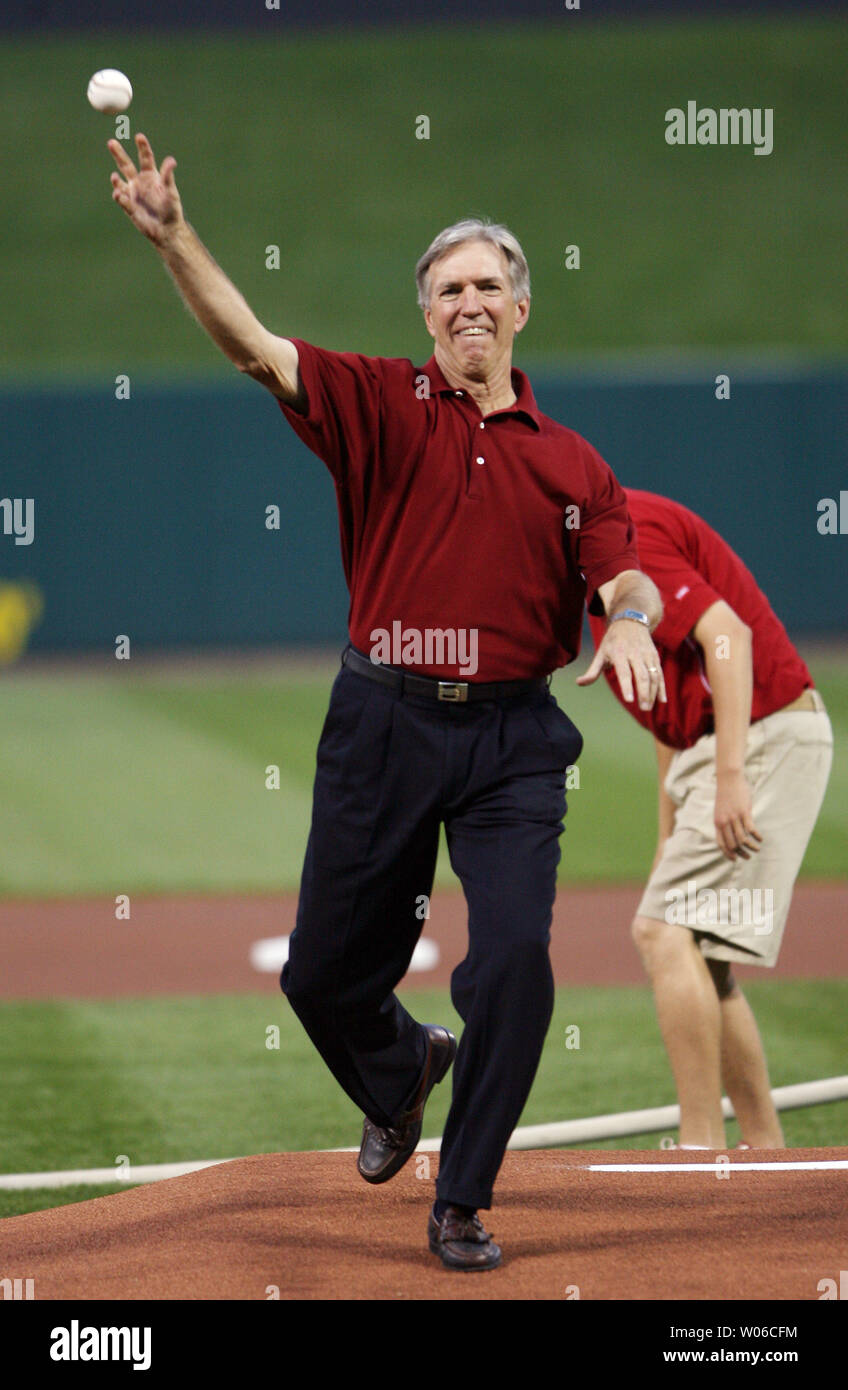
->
[1, 369, 844, 655]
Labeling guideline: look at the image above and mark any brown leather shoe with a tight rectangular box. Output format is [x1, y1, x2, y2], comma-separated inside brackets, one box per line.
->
[428, 1205, 502, 1271]
[357, 1024, 456, 1184]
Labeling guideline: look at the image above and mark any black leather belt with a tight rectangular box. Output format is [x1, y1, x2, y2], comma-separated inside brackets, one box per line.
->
[341, 645, 549, 704]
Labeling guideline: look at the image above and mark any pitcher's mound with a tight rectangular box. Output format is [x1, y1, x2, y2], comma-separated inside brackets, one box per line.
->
[1, 1149, 845, 1300]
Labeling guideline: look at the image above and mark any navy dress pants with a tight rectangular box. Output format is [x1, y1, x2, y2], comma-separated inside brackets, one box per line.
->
[281, 652, 583, 1211]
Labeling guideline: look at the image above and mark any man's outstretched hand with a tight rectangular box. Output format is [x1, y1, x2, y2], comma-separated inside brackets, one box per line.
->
[104, 130, 301, 402]
[108, 133, 184, 246]
[577, 619, 667, 711]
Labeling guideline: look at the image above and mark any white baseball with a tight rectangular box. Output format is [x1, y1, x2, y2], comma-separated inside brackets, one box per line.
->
[87, 69, 133, 115]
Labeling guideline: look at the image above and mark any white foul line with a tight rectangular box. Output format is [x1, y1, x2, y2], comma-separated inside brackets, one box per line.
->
[587, 1160, 848, 1173]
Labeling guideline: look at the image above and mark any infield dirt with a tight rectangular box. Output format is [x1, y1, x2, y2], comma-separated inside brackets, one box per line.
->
[2, 882, 846, 999]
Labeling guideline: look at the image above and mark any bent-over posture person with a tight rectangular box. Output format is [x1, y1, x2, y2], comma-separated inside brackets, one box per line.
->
[588, 489, 832, 1150]
[108, 133, 667, 1267]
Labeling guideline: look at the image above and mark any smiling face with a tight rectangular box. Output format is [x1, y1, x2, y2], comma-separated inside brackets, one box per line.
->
[423, 239, 530, 386]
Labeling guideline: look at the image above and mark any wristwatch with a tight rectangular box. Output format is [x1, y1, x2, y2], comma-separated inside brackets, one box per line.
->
[609, 609, 650, 626]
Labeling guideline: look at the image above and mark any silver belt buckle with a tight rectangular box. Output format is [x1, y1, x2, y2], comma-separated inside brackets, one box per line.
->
[437, 681, 468, 703]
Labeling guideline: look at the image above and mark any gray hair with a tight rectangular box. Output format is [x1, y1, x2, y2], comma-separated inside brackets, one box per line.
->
[415, 218, 531, 310]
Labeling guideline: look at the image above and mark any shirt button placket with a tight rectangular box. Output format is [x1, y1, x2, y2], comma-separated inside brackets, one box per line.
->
[468, 418, 487, 498]
[476, 419, 486, 466]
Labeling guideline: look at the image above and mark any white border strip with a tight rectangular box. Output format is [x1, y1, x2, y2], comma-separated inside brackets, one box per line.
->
[4, 1075, 847, 1191]
[505, 1076, 848, 1150]
[0, 1159, 237, 1192]
[4, 1153, 846, 1192]
[588, 1160, 848, 1172]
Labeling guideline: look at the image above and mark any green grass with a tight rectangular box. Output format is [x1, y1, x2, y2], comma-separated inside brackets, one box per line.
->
[0, 673, 317, 895]
[1, 16, 847, 381]
[0, 652, 844, 896]
[1, 982, 845, 1220]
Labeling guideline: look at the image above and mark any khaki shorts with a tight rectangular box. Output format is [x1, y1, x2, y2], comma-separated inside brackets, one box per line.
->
[637, 691, 833, 967]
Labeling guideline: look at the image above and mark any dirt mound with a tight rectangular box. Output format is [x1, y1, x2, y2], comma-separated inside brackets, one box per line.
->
[1, 1149, 845, 1301]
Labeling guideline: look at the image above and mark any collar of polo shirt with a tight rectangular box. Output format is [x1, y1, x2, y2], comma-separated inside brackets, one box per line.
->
[419, 355, 542, 431]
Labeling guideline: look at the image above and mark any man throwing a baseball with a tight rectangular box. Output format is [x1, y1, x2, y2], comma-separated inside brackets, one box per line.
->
[108, 133, 667, 1269]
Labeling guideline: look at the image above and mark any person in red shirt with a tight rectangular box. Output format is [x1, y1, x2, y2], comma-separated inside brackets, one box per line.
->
[108, 133, 668, 1268]
[587, 490, 833, 1150]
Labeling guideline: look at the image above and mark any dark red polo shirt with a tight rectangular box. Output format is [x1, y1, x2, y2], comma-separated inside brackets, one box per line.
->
[278, 341, 639, 681]
[587, 489, 812, 748]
